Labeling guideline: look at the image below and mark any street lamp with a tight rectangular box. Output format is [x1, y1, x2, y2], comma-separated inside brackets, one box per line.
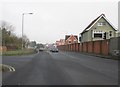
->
[22, 13, 33, 50]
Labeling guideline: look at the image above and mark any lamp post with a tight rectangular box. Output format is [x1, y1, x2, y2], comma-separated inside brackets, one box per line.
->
[22, 13, 33, 50]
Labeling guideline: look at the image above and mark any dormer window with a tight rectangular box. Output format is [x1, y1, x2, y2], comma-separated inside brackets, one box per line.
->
[97, 22, 106, 26]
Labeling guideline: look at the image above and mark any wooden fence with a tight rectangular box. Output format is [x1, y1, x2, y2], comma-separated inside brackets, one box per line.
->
[0, 46, 7, 52]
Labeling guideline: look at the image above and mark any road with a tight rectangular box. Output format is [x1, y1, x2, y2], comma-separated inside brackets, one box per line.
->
[2, 51, 118, 85]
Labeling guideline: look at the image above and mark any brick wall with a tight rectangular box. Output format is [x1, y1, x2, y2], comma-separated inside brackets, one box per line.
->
[93, 41, 101, 54]
[58, 39, 109, 56]
[83, 42, 87, 52]
[101, 40, 109, 55]
[88, 41, 93, 53]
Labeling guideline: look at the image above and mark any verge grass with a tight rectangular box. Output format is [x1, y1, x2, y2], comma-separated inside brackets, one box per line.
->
[2, 49, 36, 56]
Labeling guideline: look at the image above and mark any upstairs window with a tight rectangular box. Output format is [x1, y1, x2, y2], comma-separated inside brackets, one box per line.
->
[74, 40, 77, 43]
[68, 40, 71, 44]
[97, 22, 106, 26]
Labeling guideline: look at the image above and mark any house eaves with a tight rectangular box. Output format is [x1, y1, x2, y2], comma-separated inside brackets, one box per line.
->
[81, 14, 117, 34]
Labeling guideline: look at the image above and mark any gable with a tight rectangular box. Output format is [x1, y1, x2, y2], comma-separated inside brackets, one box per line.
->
[92, 17, 117, 31]
[66, 35, 78, 41]
[81, 14, 117, 34]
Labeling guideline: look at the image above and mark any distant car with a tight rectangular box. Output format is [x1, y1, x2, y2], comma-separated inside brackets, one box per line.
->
[50, 48, 59, 52]
[39, 48, 44, 51]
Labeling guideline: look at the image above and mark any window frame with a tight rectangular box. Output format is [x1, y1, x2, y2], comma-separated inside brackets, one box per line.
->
[97, 22, 106, 26]
[94, 33, 103, 38]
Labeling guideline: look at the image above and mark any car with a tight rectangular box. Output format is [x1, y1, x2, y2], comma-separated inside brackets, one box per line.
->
[50, 48, 59, 52]
[39, 47, 44, 51]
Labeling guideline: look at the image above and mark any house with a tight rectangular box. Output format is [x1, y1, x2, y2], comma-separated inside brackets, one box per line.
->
[65, 35, 78, 45]
[80, 14, 118, 42]
[56, 39, 65, 46]
[115, 31, 120, 37]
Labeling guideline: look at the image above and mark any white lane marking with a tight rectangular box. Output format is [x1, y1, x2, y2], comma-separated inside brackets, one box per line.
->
[1, 64, 15, 72]
[8, 65, 15, 72]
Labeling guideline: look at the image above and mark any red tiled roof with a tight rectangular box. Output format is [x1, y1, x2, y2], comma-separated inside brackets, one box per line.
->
[65, 35, 78, 41]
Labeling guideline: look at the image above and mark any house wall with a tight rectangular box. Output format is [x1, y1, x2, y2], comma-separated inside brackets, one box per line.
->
[81, 31, 89, 42]
[109, 37, 120, 56]
[91, 17, 116, 40]
[115, 31, 120, 37]
[81, 17, 116, 42]
[65, 36, 78, 45]
[58, 39, 65, 46]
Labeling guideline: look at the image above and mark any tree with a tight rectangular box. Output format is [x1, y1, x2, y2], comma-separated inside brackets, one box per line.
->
[22, 35, 30, 48]
[0, 21, 29, 50]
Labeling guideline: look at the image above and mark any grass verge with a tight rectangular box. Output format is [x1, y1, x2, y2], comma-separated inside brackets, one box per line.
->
[2, 49, 37, 56]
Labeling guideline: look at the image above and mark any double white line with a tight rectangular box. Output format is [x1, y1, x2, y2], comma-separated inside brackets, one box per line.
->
[1, 64, 15, 72]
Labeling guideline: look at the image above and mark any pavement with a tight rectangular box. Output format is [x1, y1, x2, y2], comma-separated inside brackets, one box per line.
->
[2, 51, 118, 85]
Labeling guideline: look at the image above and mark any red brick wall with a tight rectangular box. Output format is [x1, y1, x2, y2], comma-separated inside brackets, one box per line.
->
[88, 42, 93, 53]
[72, 44, 74, 51]
[101, 40, 109, 55]
[71, 44, 73, 51]
[76, 43, 79, 52]
[93, 41, 101, 54]
[69, 44, 70, 51]
[74, 43, 76, 51]
[58, 40, 109, 56]
[83, 42, 87, 52]
[79, 43, 82, 52]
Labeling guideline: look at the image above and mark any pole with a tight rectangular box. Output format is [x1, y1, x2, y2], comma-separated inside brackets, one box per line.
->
[21, 13, 33, 50]
[22, 13, 24, 50]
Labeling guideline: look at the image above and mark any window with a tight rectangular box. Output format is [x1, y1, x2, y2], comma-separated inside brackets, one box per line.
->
[94, 33, 102, 38]
[97, 22, 106, 26]
[74, 40, 76, 43]
[68, 40, 71, 44]
[109, 31, 112, 37]
[79, 37, 81, 42]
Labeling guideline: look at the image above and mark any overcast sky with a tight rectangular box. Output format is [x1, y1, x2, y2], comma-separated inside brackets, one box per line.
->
[0, 0, 118, 44]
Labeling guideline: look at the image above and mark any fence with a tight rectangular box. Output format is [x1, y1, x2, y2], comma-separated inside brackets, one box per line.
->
[109, 37, 120, 56]
[0, 46, 7, 52]
[58, 39, 110, 55]
[0, 45, 20, 52]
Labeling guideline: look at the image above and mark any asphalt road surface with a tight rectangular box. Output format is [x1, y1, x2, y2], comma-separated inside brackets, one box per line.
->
[2, 51, 118, 85]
